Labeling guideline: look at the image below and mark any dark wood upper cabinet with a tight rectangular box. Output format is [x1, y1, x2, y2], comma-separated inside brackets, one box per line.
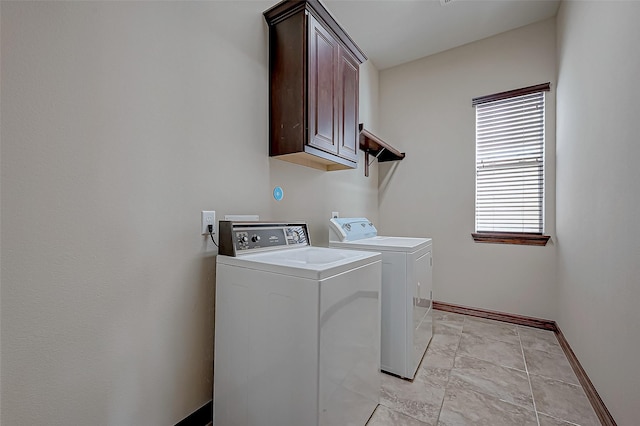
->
[264, 0, 366, 171]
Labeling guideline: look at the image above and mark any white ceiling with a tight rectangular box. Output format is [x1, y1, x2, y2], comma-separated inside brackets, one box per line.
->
[323, 0, 561, 69]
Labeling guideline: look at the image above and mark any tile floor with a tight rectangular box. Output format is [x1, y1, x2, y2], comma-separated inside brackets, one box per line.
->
[366, 310, 601, 426]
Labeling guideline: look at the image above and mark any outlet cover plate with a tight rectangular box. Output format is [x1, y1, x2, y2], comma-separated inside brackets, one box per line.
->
[201, 211, 216, 235]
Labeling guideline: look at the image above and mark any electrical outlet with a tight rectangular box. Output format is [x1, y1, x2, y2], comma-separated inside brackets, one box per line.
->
[201, 211, 216, 235]
[332, 211, 339, 219]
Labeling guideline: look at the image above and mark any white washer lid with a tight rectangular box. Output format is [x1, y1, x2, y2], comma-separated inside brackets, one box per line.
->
[216, 246, 381, 280]
[329, 236, 432, 252]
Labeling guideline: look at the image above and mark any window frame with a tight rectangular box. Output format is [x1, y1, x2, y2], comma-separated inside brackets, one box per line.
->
[471, 83, 551, 246]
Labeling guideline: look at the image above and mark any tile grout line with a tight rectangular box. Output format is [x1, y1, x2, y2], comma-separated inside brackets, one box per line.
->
[458, 318, 540, 412]
[518, 326, 541, 426]
[377, 312, 463, 426]
[435, 314, 466, 425]
[458, 316, 528, 373]
[435, 308, 613, 425]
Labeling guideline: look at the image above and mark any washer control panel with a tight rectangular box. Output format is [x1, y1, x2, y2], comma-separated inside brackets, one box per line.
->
[218, 221, 310, 256]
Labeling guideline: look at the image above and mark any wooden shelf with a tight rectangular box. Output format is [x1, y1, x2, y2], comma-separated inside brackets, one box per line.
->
[358, 124, 405, 176]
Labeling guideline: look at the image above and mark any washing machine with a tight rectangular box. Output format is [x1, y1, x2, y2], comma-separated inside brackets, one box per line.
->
[214, 221, 381, 426]
[329, 218, 433, 380]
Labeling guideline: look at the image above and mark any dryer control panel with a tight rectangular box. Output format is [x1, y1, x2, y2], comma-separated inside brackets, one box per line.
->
[218, 221, 310, 256]
[329, 217, 377, 242]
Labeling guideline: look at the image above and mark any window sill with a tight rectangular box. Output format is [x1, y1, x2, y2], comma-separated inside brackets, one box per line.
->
[471, 232, 550, 246]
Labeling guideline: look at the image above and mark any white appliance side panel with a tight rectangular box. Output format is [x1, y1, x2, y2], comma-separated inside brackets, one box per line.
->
[414, 307, 433, 370]
[408, 246, 433, 378]
[213, 269, 249, 426]
[411, 247, 431, 330]
[378, 251, 408, 377]
[214, 264, 319, 426]
[319, 261, 381, 426]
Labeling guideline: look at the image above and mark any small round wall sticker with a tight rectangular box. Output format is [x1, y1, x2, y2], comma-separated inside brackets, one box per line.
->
[273, 186, 284, 201]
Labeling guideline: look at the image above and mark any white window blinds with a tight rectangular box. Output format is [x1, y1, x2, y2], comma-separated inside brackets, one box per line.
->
[475, 89, 545, 234]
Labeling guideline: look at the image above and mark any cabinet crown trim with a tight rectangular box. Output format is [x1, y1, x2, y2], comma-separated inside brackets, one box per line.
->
[264, 0, 367, 64]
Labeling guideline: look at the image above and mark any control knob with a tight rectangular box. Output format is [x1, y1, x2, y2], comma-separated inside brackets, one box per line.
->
[251, 235, 261, 243]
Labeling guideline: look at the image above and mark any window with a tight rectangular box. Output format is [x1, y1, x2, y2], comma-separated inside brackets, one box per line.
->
[471, 83, 551, 246]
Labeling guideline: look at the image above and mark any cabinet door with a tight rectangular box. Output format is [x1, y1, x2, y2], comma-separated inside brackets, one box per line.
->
[337, 48, 359, 162]
[308, 15, 338, 155]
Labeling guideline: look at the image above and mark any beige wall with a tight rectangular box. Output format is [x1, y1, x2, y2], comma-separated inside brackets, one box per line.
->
[0, 2, 378, 424]
[378, 18, 558, 319]
[556, 2, 640, 424]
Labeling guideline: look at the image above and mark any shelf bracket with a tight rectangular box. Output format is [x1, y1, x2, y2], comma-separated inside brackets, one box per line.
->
[364, 147, 386, 177]
[364, 151, 370, 177]
[369, 147, 386, 166]
[358, 124, 405, 177]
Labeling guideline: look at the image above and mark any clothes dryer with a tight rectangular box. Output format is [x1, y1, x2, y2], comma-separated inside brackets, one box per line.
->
[215, 221, 381, 426]
[329, 218, 432, 379]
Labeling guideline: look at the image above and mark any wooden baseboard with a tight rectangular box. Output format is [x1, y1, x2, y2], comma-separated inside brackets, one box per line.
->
[433, 300, 617, 425]
[174, 400, 212, 426]
[432, 301, 556, 330]
[555, 325, 617, 426]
